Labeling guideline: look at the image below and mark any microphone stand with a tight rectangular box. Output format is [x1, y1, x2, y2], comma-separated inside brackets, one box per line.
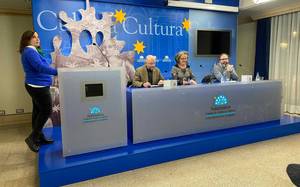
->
[93, 43, 110, 68]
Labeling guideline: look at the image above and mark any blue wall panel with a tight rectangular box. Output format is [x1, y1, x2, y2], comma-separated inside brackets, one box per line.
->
[212, 0, 239, 6]
[32, 0, 237, 80]
[32, 0, 189, 78]
[90, 0, 167, 8]
[188, 9, 238, 82]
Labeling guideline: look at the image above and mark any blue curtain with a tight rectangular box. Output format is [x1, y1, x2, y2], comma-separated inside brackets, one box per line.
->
[254, 18, 271, 80]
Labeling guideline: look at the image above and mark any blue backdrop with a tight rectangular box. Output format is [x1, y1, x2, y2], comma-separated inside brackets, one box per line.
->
[189, 10, 238, 81]
[32, 0, 238, 80]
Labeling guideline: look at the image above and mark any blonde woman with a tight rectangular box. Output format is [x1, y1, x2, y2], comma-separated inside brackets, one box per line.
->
[172, 51, 197, 85]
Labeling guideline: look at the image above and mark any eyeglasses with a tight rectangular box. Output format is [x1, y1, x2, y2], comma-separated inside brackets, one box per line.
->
[219, 58, 228, 61]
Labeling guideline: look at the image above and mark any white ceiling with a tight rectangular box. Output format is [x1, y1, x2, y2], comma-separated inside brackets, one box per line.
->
[239, 0, 300, 22]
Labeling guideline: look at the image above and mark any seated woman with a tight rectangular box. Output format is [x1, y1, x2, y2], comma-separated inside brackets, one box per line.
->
[171, 51, 197, 85]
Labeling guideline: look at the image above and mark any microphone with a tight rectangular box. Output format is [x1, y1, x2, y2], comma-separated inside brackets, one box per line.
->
[92, 43, 110, 67]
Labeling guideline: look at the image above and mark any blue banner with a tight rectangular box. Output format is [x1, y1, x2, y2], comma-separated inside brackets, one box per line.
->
[32, 0, 189, 75]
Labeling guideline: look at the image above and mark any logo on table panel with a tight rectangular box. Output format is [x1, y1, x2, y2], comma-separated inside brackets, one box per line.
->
[89, 106, 102, 115]
[83, 106, 108, 123]
[214, 95, 228, 106]
[206, 95, 236, 119]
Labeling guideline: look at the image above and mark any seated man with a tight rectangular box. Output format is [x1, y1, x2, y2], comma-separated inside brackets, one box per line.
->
[132, 55, 164, 88]
[213, 53, 239, 81]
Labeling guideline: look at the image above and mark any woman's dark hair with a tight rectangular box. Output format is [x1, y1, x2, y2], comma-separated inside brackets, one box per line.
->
[19, 30, 35, 54]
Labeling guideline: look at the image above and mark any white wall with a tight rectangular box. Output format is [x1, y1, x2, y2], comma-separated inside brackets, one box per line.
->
[236, 22, 257, 76]
[0, 14, 33, 115]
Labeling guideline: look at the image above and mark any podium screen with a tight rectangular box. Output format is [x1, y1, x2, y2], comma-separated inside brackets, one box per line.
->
[85, 83, 103, 97]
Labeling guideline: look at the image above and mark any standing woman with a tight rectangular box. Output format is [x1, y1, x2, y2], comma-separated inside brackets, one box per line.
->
[19, 31, 58, 152]
[172, 51, 197, 85]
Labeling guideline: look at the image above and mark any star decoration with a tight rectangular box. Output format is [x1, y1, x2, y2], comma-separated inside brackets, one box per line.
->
[182, 18, 191, 32]
[114, 9, 126, 24]
[133, 40, 145, 54]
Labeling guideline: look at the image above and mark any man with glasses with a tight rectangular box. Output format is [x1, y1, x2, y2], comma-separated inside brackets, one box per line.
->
[213, 53, 239, 82]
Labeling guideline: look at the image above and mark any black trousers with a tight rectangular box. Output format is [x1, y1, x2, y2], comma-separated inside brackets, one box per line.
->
[25, 84, 52, 141]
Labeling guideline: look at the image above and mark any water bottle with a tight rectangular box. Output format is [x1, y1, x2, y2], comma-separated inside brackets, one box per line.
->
[221, 75, 225, 83]
[255, 72, 260, 81]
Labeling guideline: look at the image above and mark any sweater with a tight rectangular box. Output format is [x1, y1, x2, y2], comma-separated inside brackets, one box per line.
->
[21, 47, 57, 86]
[171, 65, 196, 85]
